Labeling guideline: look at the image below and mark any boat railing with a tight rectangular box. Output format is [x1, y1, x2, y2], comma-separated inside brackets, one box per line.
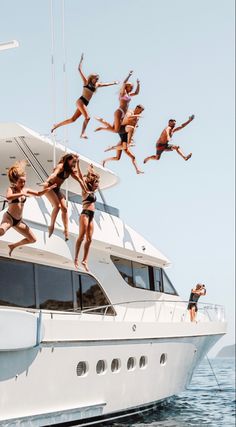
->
[74, 299, 226, 323]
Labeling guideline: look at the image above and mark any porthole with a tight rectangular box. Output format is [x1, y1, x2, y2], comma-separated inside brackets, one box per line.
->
[160, 353, 167, 366]
[96, 360, 107, 375]
[139, 355, 148, 369]
[127, 357, 136, 371]
[111, 358, 121, 373]
[76, 361, 88, 377]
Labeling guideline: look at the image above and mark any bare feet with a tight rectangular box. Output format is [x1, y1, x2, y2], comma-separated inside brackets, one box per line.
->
[137, 170, 144, 174]
[48, 225, 54, 238]
[64, 230, 69, 241]
[8, 244, 15, 257]
[81, 261, 89, 272]
[102, 160, 106, 168]
[143, 157, 148, 164]
[51, 126, 56, 133]
[74, 258, 79, 269]
[80, 134, 88, 139]
[185, 153, 192, 161]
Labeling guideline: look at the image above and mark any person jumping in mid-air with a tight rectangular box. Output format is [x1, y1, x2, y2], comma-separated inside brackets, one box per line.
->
[74, 160, 100, 272]
[0, 161, 56, 256]
[51, 53, 119, 139]
[143, 115, 195, 164]
[102, 104, 144, 174]
[95, 71, 140, 133]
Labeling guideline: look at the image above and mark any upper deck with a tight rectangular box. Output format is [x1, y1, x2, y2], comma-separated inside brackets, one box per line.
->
[0, 122, 119, 196]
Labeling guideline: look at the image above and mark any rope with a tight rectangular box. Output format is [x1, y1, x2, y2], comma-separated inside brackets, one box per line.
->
[62, 0, 69, 205]
[206, 354, 222, 391]
[50, 0, 56, 168]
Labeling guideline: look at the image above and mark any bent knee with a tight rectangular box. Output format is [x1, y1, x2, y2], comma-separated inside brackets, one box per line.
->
[0, 228, 5, 237]
[86, 237, 92, 244]
[61, 206, 68, 214]
[85, 116, 91, 122]
[30, 235, 37, 244]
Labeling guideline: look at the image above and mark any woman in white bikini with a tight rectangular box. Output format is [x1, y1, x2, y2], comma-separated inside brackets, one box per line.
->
[51, 53, 119, 139]
[0, 161, 56, 256]
[95, 71, 140, 133]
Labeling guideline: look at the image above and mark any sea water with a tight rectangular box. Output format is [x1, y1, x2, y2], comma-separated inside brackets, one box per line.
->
[103, 358, 235, 427]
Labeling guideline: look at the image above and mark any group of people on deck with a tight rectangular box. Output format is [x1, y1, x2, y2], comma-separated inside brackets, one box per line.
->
[0, 54, 204, 320]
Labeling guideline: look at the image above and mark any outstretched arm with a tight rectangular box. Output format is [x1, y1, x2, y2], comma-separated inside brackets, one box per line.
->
[97, 81, 119, 88]
[120, 70, 133, 97]
[173, 115, 195, 133]
[6, 187, 28, 201]
[26, 183, 57, 197]
[130, 79, 140, 96]
[72, 159, 88, 192]
[78, 53, 87, 85]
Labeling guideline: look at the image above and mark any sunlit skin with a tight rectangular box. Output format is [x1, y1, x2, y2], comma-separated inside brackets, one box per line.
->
[95, 70, 140, 134]
[102, 105, 144, 174]
[0, 171, 56, 256]
[44, 154, 88, 241]
[51, 53, 119, 139]
[74, 161, 99, 272]
[144, 115, 195, 164]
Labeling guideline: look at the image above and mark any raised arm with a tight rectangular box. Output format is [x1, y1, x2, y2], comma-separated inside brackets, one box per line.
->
[97, 80, 119, 88]
[71, 159, 88, 192]
[120, 70, 133, 97]
[78, 53, 87, 85]
[130, 79, 140, 97]
[173, 115, 195, 133]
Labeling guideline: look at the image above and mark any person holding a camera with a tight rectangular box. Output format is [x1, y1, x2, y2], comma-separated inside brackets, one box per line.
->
[188, 284, 206, 322]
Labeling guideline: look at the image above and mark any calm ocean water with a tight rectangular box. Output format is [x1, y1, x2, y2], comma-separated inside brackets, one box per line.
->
[102, 358, 235, 427]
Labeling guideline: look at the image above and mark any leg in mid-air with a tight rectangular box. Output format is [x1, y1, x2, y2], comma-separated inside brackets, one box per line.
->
[95, 108, 124, 133]
[59, 197, 69, 241]
[51, 108, 82, 133]
[44, 190, 61, 238]
[172, 145, 192, 161]
[102, 148, 122, 168]
[8, 221, 36, 256]
[82, 218, 94, 271]
[143, 153, 161, 164]
[74, 213, 89, 269]
[124, 147, 144, 174]
[0, 212, 13, 237]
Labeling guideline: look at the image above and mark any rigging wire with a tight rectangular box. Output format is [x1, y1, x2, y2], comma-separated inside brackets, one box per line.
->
[61, 0, 69, 205]
[206, 354, 222, 391]
[50, 0, 56, 168]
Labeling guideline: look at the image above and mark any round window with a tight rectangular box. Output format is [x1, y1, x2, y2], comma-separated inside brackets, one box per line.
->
[76, 361, 88, 377]
[111, 358, 121, 373]
[139, 355, 148, 369]
[127, 357, 136, 371]
[96, 360, 107, 375]
[160, 353, 167, 366]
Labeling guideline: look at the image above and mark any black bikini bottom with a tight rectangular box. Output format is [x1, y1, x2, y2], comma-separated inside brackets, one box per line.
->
[7, 211, 22, 227]
[79, 96, 89, 107]
[81, 209, 94, 222]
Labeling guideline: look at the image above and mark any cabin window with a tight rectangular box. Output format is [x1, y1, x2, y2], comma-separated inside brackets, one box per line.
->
[112, 257, 133, 286]
[0, 258, 35, 308]
[36, 265, 73, 311]
[111, 256, 178, 296]
[132, 262, 150, 289]
[81, 274, 113, 314]
[162, 270, 177, 295]
[72, 272, 82, 310]
[154, 268, 162, 292]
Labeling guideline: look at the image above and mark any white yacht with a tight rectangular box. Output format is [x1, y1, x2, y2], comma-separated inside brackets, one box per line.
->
[0, 123, 226, 426]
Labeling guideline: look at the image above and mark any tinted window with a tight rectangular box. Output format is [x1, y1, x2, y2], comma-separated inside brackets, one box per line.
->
[162, 271, 178, 295]
[133, 262, 150, 289]
[72, 272, 81, 310]
[37, 265, 73, 310]
[0, 258, 35, 308]
[81, 274, 111, 313]
[111, 257, 133, 286]
[154, 268, 162, 292]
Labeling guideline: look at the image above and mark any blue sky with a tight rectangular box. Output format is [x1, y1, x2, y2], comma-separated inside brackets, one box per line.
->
[0, 0, 235, 355]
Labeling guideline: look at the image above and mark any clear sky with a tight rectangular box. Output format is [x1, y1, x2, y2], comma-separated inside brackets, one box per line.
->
[0, 0, 235, 355]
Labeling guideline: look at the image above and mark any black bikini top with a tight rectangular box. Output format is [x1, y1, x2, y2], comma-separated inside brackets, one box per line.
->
[57, 169, 70, 180]
[83, 82, 96, 93]
[10, 196, 27, 204]
[83, 192, 97, 204]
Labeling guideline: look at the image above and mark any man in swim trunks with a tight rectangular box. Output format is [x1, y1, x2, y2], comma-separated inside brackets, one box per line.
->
[143, 115, 195, 164]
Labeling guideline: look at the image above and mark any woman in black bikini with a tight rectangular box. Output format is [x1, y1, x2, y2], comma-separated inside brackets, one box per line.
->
[44, 153, 87, 240]
[0, 161, 56, 256]
[74, 160, 100, 271]
[51, 53, 119, 139]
